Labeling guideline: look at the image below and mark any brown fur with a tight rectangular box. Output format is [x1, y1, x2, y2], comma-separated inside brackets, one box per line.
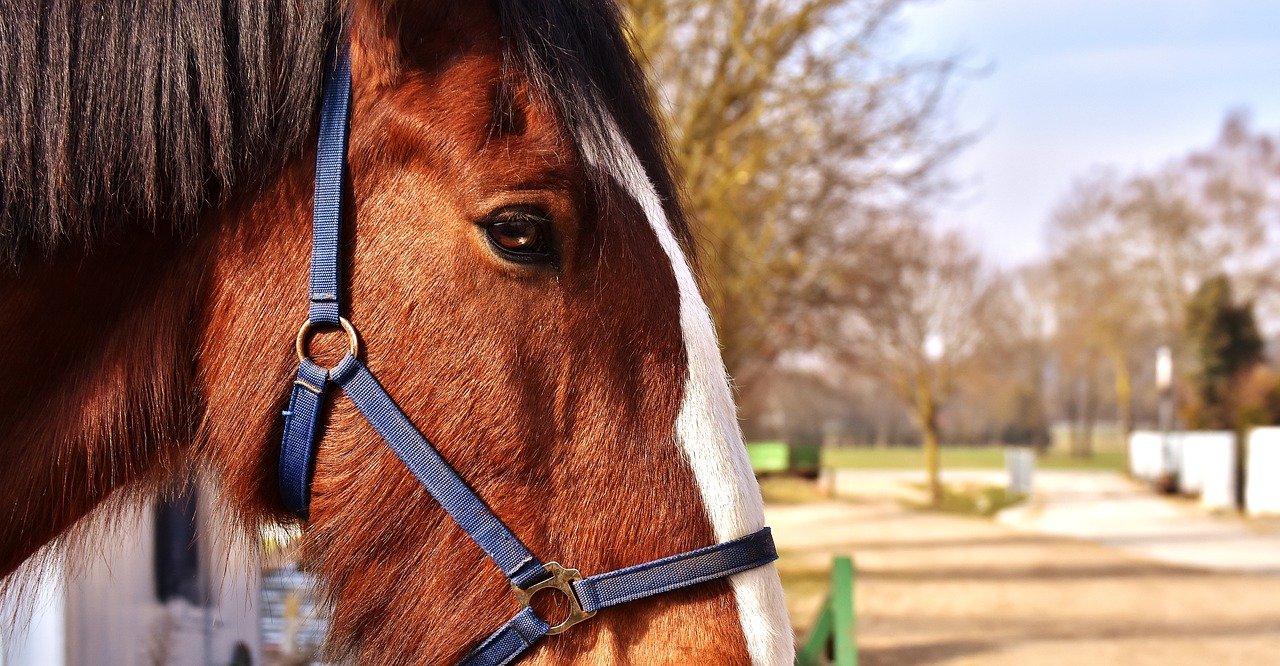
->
[0, 1, 752, 663]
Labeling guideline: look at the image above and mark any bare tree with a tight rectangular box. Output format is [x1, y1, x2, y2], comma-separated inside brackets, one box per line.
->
[830, 225, 997, 504]
[955, 267, 1054, 449]
[1042, 177, 1157, 447]
[623, 0, 970, 395]
[1042, 112, 1280, 446]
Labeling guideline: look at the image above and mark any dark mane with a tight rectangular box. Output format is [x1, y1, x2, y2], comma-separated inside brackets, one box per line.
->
[0, 0, 689, 263]
[0, 0, 339, 263]
[490, 0, 696, 251]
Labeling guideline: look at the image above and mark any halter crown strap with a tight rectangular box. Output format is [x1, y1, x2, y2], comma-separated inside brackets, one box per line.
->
[278, 26, 352, 519]
[277, 24, 779, 666]
[308, 27, 352, 326]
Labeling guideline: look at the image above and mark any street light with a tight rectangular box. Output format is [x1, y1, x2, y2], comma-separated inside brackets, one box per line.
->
[1156, 345, 1175, 490]
[1156, 346, 1172, 394]
[924, 333, 945, 362]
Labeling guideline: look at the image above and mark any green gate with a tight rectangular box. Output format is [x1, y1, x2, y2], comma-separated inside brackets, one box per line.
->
[795, 556, 856, 666]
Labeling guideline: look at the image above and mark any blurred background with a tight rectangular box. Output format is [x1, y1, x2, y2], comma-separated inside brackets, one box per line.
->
[644, 0, 1280, 663]
[6, 1, 1280, 664]
[629, 0, 1279, 466]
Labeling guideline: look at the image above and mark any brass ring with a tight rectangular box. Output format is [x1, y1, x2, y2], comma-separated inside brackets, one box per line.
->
[296, 317, 359, 365]
[511, 562, 596, 636]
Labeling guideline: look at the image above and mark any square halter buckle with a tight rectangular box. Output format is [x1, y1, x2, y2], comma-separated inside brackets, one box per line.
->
[512, 562, 597, 635]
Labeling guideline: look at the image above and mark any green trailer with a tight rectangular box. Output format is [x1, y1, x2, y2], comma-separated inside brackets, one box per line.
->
[747, 442, 821, 478]
[748, 442, 791, 474]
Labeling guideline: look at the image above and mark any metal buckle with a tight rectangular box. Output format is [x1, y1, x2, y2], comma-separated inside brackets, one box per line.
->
[295, 317, 359, 366]
[512, 562, 596, 635]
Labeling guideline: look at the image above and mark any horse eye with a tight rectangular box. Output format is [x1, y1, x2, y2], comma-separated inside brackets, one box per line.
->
[481, 207, 555, 264]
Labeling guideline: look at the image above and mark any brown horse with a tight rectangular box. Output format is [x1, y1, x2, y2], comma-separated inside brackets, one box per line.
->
[0, 0, 792, 663]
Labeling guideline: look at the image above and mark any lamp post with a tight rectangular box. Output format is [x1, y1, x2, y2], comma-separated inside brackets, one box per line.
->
[922, 333, 944, 505]
[1156, 346, 1174, 488]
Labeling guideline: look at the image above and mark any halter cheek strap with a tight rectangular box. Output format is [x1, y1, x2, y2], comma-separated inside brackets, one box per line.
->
[277, 27, 778, 666]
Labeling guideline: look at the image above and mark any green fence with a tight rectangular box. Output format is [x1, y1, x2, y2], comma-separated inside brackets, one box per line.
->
[796, 556, 856, 666]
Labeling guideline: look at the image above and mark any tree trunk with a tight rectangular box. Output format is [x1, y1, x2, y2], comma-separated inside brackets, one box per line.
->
[1109, 351, 1133, 471]
[1071, 377, 1096, 458]
[1080, 385, 1096, 458]
[1112, 356, 1133, 437]
[911, 371, 943, 506]
[923, 415, 942, 506]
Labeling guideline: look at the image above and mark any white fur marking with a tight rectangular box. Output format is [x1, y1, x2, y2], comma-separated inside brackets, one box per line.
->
[581, 121, 795, 665]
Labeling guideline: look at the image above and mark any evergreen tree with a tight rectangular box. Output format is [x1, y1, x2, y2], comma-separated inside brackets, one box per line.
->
[1185, 275, 1264, 428]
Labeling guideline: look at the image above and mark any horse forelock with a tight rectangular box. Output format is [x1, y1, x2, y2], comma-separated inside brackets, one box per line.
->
[491, 0, 696, 261]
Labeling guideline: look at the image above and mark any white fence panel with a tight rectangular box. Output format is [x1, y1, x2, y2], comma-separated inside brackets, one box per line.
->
[1129, 430, 1176, 481]
[1130, 430, 1235, 509]
[1178, 431, 1235, 509]
[1247, 427, 1280, 516]
[1175, 432, 1204, 493]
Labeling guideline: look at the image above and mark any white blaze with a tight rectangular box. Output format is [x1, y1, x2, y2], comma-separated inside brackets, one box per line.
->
[582, 120, 795, 665]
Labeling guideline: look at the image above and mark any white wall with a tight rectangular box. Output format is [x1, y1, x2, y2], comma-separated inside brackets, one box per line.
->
[4, 488, 261, 666]
[1178, 431, 1236, 510]
[1128, 430, 1171, 481]
[1247, 427, 1280, 516]
[1129, 430, 1236, 510]
[1174, 432, 1203, 494]
[1, 565, 66, 666]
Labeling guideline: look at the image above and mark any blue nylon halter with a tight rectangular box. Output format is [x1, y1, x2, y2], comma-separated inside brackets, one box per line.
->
[278, 28, 778, 665]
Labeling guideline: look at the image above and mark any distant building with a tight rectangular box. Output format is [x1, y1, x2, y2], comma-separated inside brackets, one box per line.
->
[1, 487, 260, 666]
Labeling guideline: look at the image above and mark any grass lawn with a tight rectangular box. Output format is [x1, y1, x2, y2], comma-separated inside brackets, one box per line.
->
[901, 482, 1027, 517]
[818, 446, 1125, 471]
[758, 476, 829, 504]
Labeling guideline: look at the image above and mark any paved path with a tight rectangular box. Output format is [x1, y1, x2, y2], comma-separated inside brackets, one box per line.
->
[998, 470, 1280, 575]
[773, 470, 1280, 665]
[826, 468, 1280, 574]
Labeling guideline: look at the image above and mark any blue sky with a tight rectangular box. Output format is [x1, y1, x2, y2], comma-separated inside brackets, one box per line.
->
[897, 0, 1280, 266]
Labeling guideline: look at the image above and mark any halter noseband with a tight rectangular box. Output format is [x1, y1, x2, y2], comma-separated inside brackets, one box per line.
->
[277, 28, 778, 665]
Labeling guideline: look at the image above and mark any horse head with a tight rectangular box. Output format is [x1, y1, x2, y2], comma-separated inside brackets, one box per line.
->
[0, 1, 792, 663]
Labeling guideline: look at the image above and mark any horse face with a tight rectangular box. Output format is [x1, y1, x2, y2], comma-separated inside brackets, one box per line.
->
[197, 2, 792, 663]
[0, 0, 786, 661]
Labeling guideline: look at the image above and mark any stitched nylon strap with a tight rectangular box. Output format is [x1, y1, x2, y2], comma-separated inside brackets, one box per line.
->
[308, 26, 352, 326]
[464, 528, 779, 666]
[278, 22, 352, 521]
[457, 607, 551, 666]
[572, 527, 777, 613]
[279, 359, 331, 518]
[330, 354, 548, 588]
[286, 354, 779, 664]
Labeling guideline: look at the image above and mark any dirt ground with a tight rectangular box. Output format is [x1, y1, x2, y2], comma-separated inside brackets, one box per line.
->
[770, 496, 1280, 665]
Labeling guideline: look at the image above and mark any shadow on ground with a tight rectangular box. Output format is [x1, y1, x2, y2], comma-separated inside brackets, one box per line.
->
[859, 640, 993, 666]
[771, 492, 1280, 665]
